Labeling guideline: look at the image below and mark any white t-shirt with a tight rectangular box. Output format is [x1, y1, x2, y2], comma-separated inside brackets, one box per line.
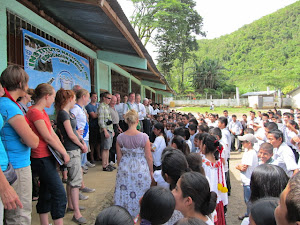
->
[273, 142, 299, 177]
[70, 104, 89, 141]
[207, 120, 218, 127]
[185, 140, 192, 152]
[153, 170, 170, 189]
[205, 217, 214, 225]
[152, 136, 167, 167]
[240, 149, 258, 185]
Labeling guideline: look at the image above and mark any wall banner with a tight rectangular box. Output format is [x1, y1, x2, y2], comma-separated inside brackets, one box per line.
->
[23, 29, 91, 114]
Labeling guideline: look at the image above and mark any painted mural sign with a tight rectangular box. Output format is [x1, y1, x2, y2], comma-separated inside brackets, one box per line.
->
[22, 29, 91, 114]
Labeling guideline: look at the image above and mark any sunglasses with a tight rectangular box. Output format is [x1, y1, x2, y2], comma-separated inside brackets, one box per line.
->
[105, 97, 111, 99]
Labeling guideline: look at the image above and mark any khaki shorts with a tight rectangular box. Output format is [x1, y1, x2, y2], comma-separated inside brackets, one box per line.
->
[101, 131, 113, 150]
[5, 165, 32, 225]
[66, 149, 82, 188]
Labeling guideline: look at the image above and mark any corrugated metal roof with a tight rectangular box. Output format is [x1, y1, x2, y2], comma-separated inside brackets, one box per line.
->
[241, 91, 276, 97]
[25, 0, 174, 93]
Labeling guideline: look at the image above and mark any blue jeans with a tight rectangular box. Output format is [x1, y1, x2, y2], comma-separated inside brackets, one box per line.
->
[81, 141, 89, 166]
[243, 185, 251, 216]
[31, 156, 67, 219]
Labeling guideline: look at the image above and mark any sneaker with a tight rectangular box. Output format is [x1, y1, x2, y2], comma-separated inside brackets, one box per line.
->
[109, 161, 117, 169]
[72, 215, 87, 224]
[79, 192, 89, 200]
[80, 187, 95, 193]
[86, 161, 96, 168]
[83, 169, 88, 174]
[108, 164, 116, 170]
[102, 166, 113, 172]
[82, 165, 88, 170]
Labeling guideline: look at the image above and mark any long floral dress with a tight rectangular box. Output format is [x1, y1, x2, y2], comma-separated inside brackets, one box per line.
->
[114, 132, 151, 217]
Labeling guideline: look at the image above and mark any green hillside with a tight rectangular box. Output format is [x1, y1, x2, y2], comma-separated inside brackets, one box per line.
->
[172, 1, 300, 95]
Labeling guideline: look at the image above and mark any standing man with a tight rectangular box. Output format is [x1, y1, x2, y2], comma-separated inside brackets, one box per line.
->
[223, 110, 232, 127]
[108, 95, 122, 165]
[115, 93, 126, 132]
[143, 98, 152, 136]
[98, 92, 114, 172]
[229, 115, 243, 151]
[123, 92, 138, 118]
[85, 92, 101, 163]
[135, 94, 146, 132]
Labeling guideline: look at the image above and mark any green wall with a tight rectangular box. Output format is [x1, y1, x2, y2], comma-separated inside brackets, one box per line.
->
[0, 0, 169, 100]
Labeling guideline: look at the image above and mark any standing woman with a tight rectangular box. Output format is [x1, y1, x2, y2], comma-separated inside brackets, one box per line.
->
[55, 88, 88, 224]
[0, 65, 39, 225]
[26, 83, 70, 225]
[114, 109, 153, 218]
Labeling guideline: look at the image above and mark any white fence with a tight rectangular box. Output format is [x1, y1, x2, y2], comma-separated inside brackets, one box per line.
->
[164, 97, 292, 109]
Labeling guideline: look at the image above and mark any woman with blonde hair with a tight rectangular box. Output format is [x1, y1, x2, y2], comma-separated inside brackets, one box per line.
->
[114, 109, 153, 218]
[55, 88, 88, 224]
[0, 65, 39, 225]
[27, 83, 70, 225]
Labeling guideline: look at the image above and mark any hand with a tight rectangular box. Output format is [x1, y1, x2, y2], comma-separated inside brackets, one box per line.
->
[77, 128, 83, 136]
[0, 185, 23, 210]
[118, 127, 123, 133]
[81, 142, 88, 153]
[63, 153, 70, 164]
[105, 131, 110, 139]
[112, 132, 115, 137]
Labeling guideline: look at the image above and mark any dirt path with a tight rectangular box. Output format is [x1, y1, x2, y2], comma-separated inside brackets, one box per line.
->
[31, 151, 246, 225]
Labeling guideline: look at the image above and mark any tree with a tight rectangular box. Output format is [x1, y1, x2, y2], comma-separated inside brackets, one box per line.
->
[129, 0, 205, 91]
[190, 58, 228, 92]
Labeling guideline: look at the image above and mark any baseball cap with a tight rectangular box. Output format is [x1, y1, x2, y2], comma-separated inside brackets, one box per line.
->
[238, 133, 258, 144]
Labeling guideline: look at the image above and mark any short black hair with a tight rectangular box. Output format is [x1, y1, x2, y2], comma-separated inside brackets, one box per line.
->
[268, 129, 283, 142]
[199, 124, 209, 133]
[95, 206, 134, 225]
[188, 124, 197, 132]
[189, 118, 198, 126]
[286, 171, 300, 222]
[218, 116, 228, 127]
[140, 186, 175, 224]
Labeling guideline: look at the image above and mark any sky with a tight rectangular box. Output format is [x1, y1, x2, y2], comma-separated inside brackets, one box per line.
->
[118, 0, 297, 59]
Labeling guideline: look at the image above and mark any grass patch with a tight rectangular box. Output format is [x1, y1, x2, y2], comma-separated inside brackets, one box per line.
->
[177, 106, 255, 115]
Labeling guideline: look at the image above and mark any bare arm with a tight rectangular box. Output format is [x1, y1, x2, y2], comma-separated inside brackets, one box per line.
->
[89, 112, 98, 119]
[63, 120, 87, 153]
[144, 139, 153, 178]
[33, 120, 70, 164]
[0, 170, 23, 210]
[9, 115, 39, 149]
[116, 141, 122, 165]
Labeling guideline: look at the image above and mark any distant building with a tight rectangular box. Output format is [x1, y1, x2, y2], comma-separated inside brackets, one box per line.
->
[287, 86, 300, 108]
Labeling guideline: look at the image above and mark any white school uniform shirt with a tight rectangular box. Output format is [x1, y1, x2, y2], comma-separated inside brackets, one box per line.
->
[152, 136, 167, 167]
[254, 128, 266, 152]
[286, 129, 299, 149]
[153, 170, 170, 189]
[240, 149, 258, 186]
[207, 120, 218, 127]
[189, 132, 198, 153]
[228, 120, 242, 135]
[185, 140, 192, 152]
[166, 130, 174, 146]
[221, 128, 231, 159]
[272, 142, 299, 177]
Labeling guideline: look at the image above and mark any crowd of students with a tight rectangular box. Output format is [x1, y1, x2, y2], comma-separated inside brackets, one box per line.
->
[0, 65, 300, 225]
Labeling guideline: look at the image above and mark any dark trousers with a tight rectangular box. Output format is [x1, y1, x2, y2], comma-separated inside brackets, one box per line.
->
[143, 119, 151, 136]
[231, 133, 241, 150]
[119, 120, 128, 132]
[109, 124, 119, 163]
[225, 159, 231, 195]
[31, 156, 67, 219]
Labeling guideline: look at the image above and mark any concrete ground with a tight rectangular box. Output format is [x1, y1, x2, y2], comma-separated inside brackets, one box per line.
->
[31, 151, 246, 225]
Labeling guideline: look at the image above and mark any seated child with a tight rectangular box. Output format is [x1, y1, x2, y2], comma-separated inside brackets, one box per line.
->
[258, 143, 274, 164]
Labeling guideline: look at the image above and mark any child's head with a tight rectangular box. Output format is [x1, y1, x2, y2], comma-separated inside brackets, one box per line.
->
[202, 135, 221, 160]
[172, 172, 217, 217]
[171, 135, 190, 156]
[198, 124, 209, 133]
[161, 148, 189, 190]
[194, 133, 201, 148]
[218, 117, 228, 129]
[186, 153, 205, 176]
[95, 205, 134, 225]
[209, 127, 222, 141]
[250, 164, 289, 203]
[258, 143, 273, 164]
[140, 186, 175, 225]
[188, 124, 197, 136]
[153, 122, 164, 136]
[238, 134, 257, 150]
[250, 197, 279, 225]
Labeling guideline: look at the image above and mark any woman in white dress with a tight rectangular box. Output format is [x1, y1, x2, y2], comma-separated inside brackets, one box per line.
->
[114, 109, 153, 217]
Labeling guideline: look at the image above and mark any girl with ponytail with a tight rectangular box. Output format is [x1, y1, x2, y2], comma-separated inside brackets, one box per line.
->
[172, 171, 217, 225]
[202, 135, 228, 225]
